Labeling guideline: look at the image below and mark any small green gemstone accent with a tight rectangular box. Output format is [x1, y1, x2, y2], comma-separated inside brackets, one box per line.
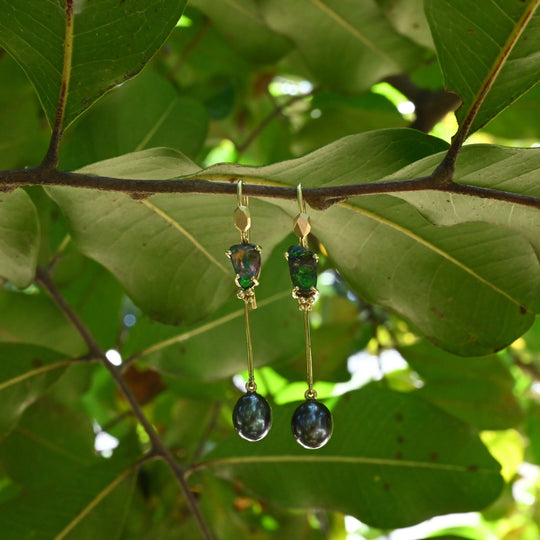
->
[228, 243, 261, 289]
[287, 245, 317, 291]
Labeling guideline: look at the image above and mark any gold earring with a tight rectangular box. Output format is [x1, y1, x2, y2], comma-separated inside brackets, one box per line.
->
[226, 180, 271, 441]
[286, 184, 332, 449]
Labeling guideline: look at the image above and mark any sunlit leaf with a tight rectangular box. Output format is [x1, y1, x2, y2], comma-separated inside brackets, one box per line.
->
[400, 340, 523, 429]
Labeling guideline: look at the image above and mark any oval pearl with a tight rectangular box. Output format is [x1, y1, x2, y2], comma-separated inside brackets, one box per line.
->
[232, 392, 272, 441]
[291, 399, 332, 449]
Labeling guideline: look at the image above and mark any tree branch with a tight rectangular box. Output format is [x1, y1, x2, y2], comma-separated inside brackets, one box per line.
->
[1, 166, 539, 211]
[35, 266, 214, 540]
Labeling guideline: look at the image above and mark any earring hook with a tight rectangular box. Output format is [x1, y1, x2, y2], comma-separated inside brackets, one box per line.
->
[294, 183, 310, 247]
[297, 183, 306, 214]
[234, 180, 251, 243]
[237, 179, 248, 208]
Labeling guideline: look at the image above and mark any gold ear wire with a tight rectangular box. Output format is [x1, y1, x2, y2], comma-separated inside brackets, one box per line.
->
[294, 184, 311, 248]
[297, 183, 306, 214]
[234, 180, 251, 244]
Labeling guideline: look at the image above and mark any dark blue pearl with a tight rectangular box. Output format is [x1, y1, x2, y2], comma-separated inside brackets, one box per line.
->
[232, 392, 272, 441]
[291, 399, 332, 449]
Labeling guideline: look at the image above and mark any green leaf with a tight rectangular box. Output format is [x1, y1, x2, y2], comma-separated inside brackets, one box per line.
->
[194, 387, 503, 529]
[0, 0, 187, 129]
[47, 149, 293, 325]
[376, 0, 435, 49]
[0, 189, 40, 288]
[294, 91, 406, 155]
[425, 0, 540, 134]
[0, 56, 48, 169]
[258, 0, 426, 93]
[0, 289, 86, 356]
[481, 82, 540, 140]
[0, 397, 95, 485]
[383, 145, 540, 256]
[0, 400, 138, 540]
[53, 251, 125, 351]
[316, 203, 538, 355]
[400, 340, 523, 429]
[0, 344, 70, 436]
[273, 320, 358, 384]
[189, 0, 292, 63]
[60, 69, 209, 170]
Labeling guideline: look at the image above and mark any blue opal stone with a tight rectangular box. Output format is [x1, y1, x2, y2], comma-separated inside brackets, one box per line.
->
[228, 243, 261, 289]
[286, 245, 318, 292]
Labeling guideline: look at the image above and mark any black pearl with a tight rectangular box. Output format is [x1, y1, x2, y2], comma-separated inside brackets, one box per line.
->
[232, 392, 272, 441]
[291, 399, 332, 449]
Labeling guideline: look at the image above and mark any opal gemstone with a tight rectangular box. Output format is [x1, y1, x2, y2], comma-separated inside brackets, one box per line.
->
[287, 245, 317, 291]
[291, 399, 332, 449]
[228, 243, 261, 289]
[233, 392, 272, 441]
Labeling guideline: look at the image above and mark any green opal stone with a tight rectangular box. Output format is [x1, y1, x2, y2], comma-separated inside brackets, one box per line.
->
[287, 245, 317, 291]
[228, 243, 261, 289]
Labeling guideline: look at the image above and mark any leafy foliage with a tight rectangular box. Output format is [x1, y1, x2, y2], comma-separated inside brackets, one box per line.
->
[0, 1, 539, 539]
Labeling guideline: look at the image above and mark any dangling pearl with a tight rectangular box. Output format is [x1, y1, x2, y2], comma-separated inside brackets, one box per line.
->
[291, 399, 332, 449]
[232, 392, 272, 441]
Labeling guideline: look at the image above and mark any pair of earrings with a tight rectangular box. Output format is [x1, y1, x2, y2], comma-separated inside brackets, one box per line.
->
[226, 181, 333, 450]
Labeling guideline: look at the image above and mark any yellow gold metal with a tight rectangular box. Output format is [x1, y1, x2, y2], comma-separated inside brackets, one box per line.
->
[292, 287, 319, 311]
[303, 310, 316, 399]
[293, 213, 311, 239]
[244, 301, 256, 392]
[235, 180, 250, 243]
[234, 206, 251, 235]
[291, 184, 318, 399]
[297, 183, 307, 214]
[295, 184, 310, 247]
[230, 179, 259, 391]
[236, 283, 258, 309]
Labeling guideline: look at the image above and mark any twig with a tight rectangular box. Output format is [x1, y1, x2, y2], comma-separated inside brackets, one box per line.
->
[432, 1, 540, 182]
[237, 86, 320, 154]
[41, 0, 75, 170]
[35, 266, 214, 540]
[1, 167, 538, 211]
[169, 18, 211, 81]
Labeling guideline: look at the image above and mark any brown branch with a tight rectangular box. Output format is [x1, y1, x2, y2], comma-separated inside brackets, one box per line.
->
[1, 167, 539, 211]
[41, 0, 75, 170]
[35, 266, 214, 540]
